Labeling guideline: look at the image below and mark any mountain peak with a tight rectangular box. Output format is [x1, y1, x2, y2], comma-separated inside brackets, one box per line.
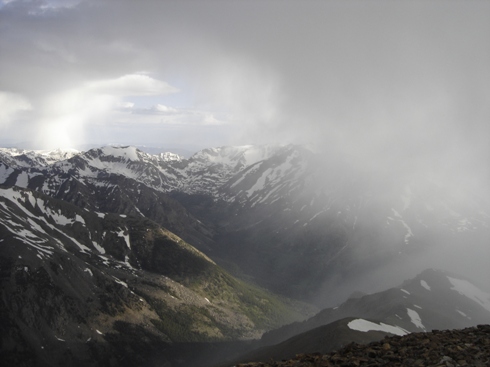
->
[98, 145, 141, 161]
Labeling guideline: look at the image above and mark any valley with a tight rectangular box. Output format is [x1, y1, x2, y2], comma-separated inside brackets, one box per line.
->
[1, 145, 489, 366]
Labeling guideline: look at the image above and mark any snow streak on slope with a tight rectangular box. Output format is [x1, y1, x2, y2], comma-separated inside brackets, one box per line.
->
[391, 209, 414, 244]
[0, 164, 14, 184]
[0, 187, 91, 254]
[407, 308, 425, 330]
[448, 277, 490, 312]
[0, 147, 79, 168]
[420, 280, 431, 291]
[348, 319, 408, 336]
[117, 229, 131, 249]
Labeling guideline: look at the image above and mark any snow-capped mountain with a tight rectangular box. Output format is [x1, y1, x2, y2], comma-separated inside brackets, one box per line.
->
[0, 185, 308, 367]
[256, 268, 490, 359]
[1, 144, 489, 304]
[0, 147, 79, 168]
[1, 144, 490, 366]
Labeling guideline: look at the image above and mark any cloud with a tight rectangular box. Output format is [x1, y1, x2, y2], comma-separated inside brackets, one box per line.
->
[35, 74, 180, 148]
[115, 103, 228, 129]
[86, 74, 179, 97]
[0, 72, 182, 149]
[0, 91, 32, 127]
[154, 104, 177, 114]
[0, 0, 488, 180]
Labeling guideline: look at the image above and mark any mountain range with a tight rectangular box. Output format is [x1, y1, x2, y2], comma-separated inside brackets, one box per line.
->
[2, 144, 488, 302]
[1, 144, 489, 366]
[230, 268, 490, 365]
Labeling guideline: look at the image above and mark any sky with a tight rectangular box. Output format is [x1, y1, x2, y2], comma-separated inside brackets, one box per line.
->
[0, 0, 489, 185]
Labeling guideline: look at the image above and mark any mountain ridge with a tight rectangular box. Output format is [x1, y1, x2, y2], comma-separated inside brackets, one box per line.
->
[1, 144, 490, 366]
[1, 144, 489, 305]
[0, 185, 310, 366]
[260, 268, 490, 347]
[227, 268, 490, 365]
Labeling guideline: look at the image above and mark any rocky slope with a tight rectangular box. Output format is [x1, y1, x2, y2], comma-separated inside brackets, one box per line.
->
[235, 324, 490, 367]
[226, 317, 404, 366]
[1, 145, 489, 305]
[261, 269, 490, 347]
[0, 186, 309, 367]
[225, 269, 490, 365]
[2, 145, 490, 367]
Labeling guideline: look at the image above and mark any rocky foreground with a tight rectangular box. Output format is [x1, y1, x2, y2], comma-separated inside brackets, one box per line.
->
[235, 324, 490, 367]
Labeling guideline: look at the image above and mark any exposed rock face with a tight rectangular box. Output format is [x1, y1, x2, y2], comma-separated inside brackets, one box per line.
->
[236, 324, 490, 367]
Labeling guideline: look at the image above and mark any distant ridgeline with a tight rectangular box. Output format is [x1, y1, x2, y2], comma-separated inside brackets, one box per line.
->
[1, 145, 489, 366]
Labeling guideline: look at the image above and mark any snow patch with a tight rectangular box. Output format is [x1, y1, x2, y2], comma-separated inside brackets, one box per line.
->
[400, 289, 410, 295]
[448, 276, 490, 312]
[348, 319, 408, 336]
[124, 255, 134, 269]
[113, 276, 128, 288]
[407, 308, 425, 330]
[92, 241, 105, 254]
[420, 280, 431, 291]
[0, 164, 14, 184]
[456, 310, 470, 319]
[117, 229, 131, 249]
[15, 171, 29, 188]
[75, 214, 85, 224]
[101, 146, 140, 161]
[391, 208, 414, 244]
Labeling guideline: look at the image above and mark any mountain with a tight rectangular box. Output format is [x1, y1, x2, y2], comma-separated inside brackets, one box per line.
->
[1, 145, 490, 366]
[0, 186, 309, 367]
[259, 268, 490, 347]
[226, 317, 404, 365]
[0, 147, 79, 168]
[229, 268, 490, 364]
[169, 145, 490, 303]
[1, 144, 489, 306]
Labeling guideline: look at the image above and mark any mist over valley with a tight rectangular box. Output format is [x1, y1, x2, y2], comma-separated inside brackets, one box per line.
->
[1, 0, 490, 365]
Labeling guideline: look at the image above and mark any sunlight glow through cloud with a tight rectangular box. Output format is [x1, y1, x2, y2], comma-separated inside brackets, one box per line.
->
[0, 0, 488, 180]
[31, 74, 179, 149]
